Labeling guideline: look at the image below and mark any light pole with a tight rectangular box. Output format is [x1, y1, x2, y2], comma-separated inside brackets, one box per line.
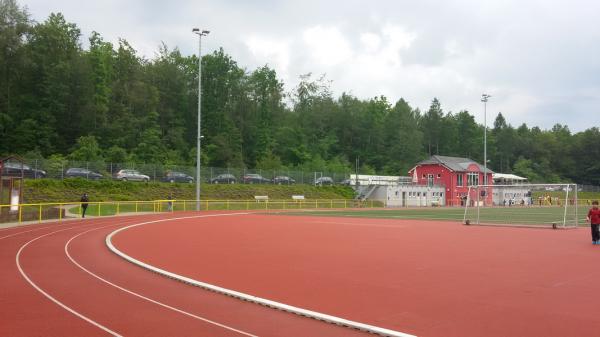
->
[481, 93, 491, 186]
[193, 28, 209, 211]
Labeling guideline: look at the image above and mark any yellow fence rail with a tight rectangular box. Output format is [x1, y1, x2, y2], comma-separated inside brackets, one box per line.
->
[4, 198, 594, 225]
[0, 199, 379, 224]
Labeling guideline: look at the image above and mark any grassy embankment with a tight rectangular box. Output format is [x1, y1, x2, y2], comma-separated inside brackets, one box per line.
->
[22, 178, 356, 204]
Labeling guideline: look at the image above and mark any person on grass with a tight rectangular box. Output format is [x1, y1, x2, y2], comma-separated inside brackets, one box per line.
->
[167, 194, 173, 212]
[586, 200, 600, 245]
[80, 193, 89, 218]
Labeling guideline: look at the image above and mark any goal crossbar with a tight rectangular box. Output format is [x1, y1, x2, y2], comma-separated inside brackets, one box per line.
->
[463, 183, 579, 228]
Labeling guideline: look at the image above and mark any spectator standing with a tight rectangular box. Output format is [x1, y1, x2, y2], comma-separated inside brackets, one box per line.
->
[80, 193, 89, 218]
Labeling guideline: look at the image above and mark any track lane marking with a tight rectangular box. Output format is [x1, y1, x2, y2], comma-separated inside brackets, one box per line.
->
[65, 225, 259, 337]
[15, 223, 123, 337]
[107, 213, 417, 337]
[309, 220, 408, 229]
[1, 221, 80, 240]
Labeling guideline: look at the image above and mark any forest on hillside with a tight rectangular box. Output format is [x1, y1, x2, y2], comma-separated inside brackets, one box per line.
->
[1, 0, 599, 184]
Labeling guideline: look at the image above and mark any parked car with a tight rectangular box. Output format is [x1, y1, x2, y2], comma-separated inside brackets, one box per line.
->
[340, 178, 355, 186]
[163, 171, 194, 183]
[272, 176, 296, 185]
[242, 173, 271, 184]
[210, 173, 237, 184]
[114, 169, 150, 182]
[1, 162, 46, 179]
[315, 176, 334, 186]
[65, 168, 103, 180]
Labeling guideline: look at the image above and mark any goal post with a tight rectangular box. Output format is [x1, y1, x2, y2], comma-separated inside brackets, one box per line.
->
[463, 183, 579, 228]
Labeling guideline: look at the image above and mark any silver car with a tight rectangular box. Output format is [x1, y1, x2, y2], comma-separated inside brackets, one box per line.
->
[114, 169, 150, 182]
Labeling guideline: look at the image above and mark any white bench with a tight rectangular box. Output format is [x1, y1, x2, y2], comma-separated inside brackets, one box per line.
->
[254, 196, 269, 202]
[291, 195, 305, 201]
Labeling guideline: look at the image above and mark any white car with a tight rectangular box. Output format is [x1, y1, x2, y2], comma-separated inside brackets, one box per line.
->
[114, 169, 150, 182]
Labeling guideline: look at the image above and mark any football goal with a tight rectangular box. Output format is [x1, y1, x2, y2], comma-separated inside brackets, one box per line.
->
[463, 184, 580, 228]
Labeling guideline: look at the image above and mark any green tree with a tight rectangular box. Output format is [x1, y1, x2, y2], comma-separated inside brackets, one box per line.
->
[24, 13, 89, 154]
[86, 31, 114, 135]
[381, 98, 424, 174]
[454, 110, 480, 159]
[491, 113, 516, 173]
[69, 135, 103, 162]
[421, 98, 444, 155]
[513, 157, 542, 182]
[104, 145, 128, 164]
[0, 0, 32, 154]
[255, 152, 283, 170]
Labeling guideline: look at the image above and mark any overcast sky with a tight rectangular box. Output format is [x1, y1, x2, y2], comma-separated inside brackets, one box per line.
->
[22, 0, 600, 131]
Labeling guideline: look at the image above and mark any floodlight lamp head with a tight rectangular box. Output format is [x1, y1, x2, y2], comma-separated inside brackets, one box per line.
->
[192, 28, 200, 33]
[481, 93, 491, 102]
[202, 30, 210, 35]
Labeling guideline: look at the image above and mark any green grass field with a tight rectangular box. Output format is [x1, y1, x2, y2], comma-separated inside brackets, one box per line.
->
[284, 205, 590, 227]
[67, 199, 379, 217]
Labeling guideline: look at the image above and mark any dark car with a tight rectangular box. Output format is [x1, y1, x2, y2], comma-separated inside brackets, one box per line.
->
[315, 176, 334, 186]
[210, 173, 237, 184]
[65, 168, 103, 180]
[272, 176, 296, 185]
[242, 173, 271, 184]
[1, 162, 46, 179]
[163, 171, 194, 183]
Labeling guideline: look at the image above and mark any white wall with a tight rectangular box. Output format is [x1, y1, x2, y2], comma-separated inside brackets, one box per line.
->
[370, 185, 446, 207]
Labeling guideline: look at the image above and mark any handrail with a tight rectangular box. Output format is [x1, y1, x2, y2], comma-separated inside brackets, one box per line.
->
[0, 199, 357, 208]
[0, 199, 375, 224]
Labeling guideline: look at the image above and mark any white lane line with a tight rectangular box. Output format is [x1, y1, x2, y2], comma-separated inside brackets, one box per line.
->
[107, 213, 417, 337]
[16, 223, 123, 337]
[309, 221, 407, 229]
[65, 225, 259, 337]
[0, 221, 80, 240]
[0, 221, 50, 231]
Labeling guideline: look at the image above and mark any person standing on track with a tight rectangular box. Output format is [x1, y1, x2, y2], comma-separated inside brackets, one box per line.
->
[80, 193, 89, 218]
[586, 200, 600, 245]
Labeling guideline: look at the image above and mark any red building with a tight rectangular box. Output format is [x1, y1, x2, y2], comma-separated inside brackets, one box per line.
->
[408, 155, 494, 206]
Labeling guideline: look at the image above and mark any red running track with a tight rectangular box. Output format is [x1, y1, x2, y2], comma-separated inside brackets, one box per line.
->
[1, 212, 374, 337]
[111, 213, 600, 337]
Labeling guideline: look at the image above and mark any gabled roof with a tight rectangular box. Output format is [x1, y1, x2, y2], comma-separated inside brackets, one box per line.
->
[415, 155, 494, 173]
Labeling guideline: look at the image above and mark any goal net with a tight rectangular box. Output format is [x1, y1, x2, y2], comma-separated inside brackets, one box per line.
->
[463, 184, 580, 228]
